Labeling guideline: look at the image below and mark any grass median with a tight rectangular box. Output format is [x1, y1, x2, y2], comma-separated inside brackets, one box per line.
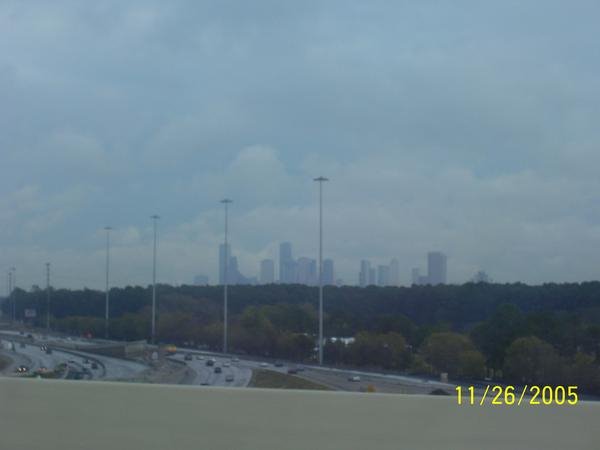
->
[249, 369, 331, 391]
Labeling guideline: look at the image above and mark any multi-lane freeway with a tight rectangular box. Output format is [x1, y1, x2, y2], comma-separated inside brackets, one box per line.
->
[0, 327, 456, 394]
[0, 331, 147, 381]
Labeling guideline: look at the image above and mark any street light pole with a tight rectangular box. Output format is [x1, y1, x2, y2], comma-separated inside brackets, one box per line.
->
[314, 176, 329, 365]
[220, 198, 232, 354]
[8, 270, 13, 323]
[104, 226, 112, 339]
[10, 267, 16, 323]
[150, 215, 160, 345]
[46, 262, 50, 331]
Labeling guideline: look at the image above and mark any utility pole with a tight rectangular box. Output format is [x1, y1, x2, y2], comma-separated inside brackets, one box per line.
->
[104, 226, 112, 339]
[314, 176, 329, 365]
[221, 198, 232, 354]
[46, 262, 50, 331]
[150, 215, 160, 344]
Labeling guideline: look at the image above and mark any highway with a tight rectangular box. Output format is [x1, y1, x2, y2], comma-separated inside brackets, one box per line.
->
[0, 332, 147, 381]
[169, 353, 252, 387]
[1, 327, 459, 394]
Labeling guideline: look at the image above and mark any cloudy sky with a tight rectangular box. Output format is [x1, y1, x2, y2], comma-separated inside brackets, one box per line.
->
[2, 1, 600, 290]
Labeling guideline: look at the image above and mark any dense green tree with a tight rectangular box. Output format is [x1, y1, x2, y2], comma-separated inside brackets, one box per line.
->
[503, 336, 560, 384]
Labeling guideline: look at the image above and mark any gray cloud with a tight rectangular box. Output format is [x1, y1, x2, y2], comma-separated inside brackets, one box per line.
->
[2, 1, 600, 289]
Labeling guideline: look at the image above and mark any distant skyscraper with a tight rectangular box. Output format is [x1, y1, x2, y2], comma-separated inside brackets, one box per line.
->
[377, 265, 390, 286]
[359, 260, 371, 287]
[193, 274, 209, 285]
[427, 252, 447, 285]
[279, 242, 296, 283]
[260, 259, 275, 284]
[472, 270, 491, 283]
[297, 257, 317, 285]
[219, 244, 253, 285]
[389, 258, 400, 286]
[368, 267, 376, 285]
[219, 243, 231, 285]
[323, 259, 334, 286]
[411, 268, 421, 285]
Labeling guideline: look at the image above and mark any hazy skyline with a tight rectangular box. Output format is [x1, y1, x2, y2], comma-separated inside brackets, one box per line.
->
[2, 1, 600, 290]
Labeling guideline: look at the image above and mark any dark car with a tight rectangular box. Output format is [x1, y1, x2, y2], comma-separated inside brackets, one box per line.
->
[274, 362, 284, 367]
[16, 365, 29, 373]
[184, 353, 193, 361]
[206, 359, 215, 367]
[287, 368, 298, 374]
[91, 362, 99, 370]
[214, 367, 222, 374]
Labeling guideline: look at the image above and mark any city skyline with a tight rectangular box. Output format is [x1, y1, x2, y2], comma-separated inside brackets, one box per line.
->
[3, 2, 600, 290]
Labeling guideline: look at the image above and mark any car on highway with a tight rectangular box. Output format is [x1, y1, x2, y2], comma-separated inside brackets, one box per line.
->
[196, 355, 204, 360]
[260, 362, 268, 367]
[214, 367, 222, 374]
[348, 376, 361, 382]
[223, 362, 231, 368]
[200, 381, 209, 386]
[16, 365, 29, 374]
[287, 368, 298, 374]
[231, 357, 239, 362]
[225, 375, 234, 382]
[274, 362, 284, 367]
[206, 359, 215, 367]
[184, 353, 193, 361]
[91, 362, 98, 370]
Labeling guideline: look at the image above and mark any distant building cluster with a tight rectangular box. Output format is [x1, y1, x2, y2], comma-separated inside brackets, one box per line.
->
[358, 258, 400, 287]
[208, 241, 336, 287]
[411, 251, 447, 286]
[199, 244, 459, 287]
[278, 242, 335, 286]
[219, 243, 258, 285]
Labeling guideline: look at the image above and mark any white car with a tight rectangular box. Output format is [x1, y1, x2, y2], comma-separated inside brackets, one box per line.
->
[260, 362, 268, 368]
[348, 376, 361, 382]
[223, 362, 231, 368]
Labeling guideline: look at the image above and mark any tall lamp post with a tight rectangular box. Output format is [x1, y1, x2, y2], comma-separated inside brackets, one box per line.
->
[150, 215, 160, 344]
[314, 176, 329, 365]
[220, 198, 232, 354]
[7, 270, 13, 323]
[10, 267, 16, 323]
[104, 226, 112, 339]
[46, 262, 51, 331]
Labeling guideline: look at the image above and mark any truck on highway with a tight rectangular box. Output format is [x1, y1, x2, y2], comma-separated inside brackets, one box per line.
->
[163, 345, 177, 355]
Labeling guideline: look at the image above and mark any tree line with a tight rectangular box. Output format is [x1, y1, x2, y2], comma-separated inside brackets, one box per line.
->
[3, 282, 600, 394]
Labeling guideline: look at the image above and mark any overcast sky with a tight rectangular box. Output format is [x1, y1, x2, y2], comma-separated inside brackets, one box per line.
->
[2, 1, 600, 290]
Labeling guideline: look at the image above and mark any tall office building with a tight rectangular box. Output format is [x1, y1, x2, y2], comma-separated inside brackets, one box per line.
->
[219, 244, 253, 285]
[279, 242, 296, 283]
[359, 260, 371, 287]
[389, 258, 400, 286]
[297, 257, 317, 286]
[427, 252, 447, 285]
[377, 265, 390, 286]
[411, 268, 421, 285]
[368, 267, 376, 285]
[323, 259, 334, 286]
[260, 259, 275, 284]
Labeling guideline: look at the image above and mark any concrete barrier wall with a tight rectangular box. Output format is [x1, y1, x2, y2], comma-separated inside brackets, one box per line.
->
[0, 377, 598, 450]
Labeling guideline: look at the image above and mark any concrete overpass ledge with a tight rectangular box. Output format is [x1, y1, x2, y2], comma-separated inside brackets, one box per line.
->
[0, 378, 597, 450]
